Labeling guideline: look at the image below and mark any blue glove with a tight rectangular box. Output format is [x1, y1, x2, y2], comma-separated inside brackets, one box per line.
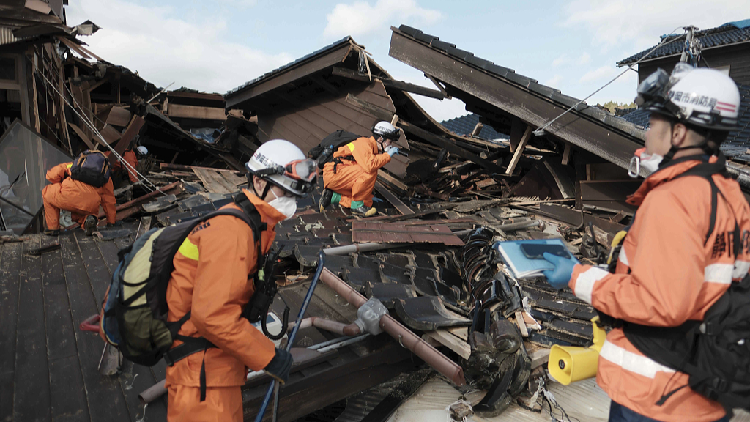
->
[541, 252, 575, 289]
[386, 146, 399, 157]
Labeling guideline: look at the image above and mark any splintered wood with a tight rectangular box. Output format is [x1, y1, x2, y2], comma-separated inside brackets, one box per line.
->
[351, 221, 464, 245]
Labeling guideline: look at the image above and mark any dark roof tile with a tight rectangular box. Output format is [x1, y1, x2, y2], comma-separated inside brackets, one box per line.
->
[618, 22, 750, 65]
[440, 114, 508, 140]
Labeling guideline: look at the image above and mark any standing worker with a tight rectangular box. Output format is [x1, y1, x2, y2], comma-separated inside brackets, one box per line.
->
[542, 66, 745, 422]
[165, 139, 316, 422]
[319, 121, 401, 217]
[42, 150, 116, 236]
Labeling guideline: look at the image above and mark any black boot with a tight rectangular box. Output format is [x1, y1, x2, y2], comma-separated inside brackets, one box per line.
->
[83, 215, 97, 236]
[319, 189, 333, 212]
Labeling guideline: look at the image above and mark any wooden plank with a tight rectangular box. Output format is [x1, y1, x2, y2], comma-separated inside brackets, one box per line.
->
[505, 125, 533, 175]
[13, 236, 52, 422]
[194, 168, 232, 194]
[374, 181, 413, 215]
[167, 103, 227, 120]
[0, 243, 23, 422]
[49, 355, 88, 422]
[562, 142, 572, 165]
[351, 222, 463, 245]
[113, 116, 145, 156]
[68, 121, 94, 149]
[579, 180, 639, 214]
[60, 233, 130, 422]
[106, 106, 132, 127]
[100, 123, 122, 146]
[423, 330, 470, 359]
[41, 237, 77, 361]
[74, 232, 113, 305]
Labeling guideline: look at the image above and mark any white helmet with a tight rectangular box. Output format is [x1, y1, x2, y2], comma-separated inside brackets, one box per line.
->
[245, 139, 315, 197]
[136, 146, 148, 156]
[636, 64, 740, 131]
[372, 121, 401, 140]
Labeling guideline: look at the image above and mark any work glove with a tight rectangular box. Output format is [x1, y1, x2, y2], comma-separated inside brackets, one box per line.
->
[386, 146, 399, 157]
[264, 348, 293, 384]
[541, 252, 575, 290]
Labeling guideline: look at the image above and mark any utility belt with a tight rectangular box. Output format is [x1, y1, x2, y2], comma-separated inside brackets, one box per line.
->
[332, 154, 354, 174]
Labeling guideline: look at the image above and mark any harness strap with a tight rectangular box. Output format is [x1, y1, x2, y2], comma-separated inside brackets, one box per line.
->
[332, 155, 354, 174]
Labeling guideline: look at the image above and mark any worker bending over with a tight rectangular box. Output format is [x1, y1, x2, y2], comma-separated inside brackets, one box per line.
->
[42, 150, 116, 236]
[319, 121, 400, 217]
[165, 139, 315, 422]
[543, 66, 745, 422]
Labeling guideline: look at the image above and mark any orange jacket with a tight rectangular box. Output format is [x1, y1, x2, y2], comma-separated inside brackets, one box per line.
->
[104, 150, 139, 183]
[45, 162, 116, 223]
[331, 136, 391, 174]
[165, 190, 285, 388]
[568, 157, 750, 421]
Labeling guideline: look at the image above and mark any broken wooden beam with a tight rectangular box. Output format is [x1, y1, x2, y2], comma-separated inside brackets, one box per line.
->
[333, 68, 445, 99]
[505, 125, 533, 175]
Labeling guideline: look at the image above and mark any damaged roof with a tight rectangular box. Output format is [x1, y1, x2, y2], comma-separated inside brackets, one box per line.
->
[389, 25, 647, 171]
[618, 20, 750, 66]
[441, 114, 508, 141]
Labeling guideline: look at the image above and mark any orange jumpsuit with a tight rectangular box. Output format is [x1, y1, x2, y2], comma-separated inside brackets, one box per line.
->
[165, 189, 284, 422]
[104, 150, 139, 183]
[567, 158, 749, 422]
[322, 136, 391, 208]
[42, 162, 116, 230]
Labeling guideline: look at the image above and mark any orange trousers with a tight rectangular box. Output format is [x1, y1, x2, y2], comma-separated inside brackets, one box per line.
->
[42, 183, 94, 230]
[167, 385, 243, 422]
[322, 164, 377, 208]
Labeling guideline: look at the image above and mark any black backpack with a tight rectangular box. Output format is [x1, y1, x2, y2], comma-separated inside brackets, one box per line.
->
[308, 130, 360, 170]
[70, 150, 111, 188]
[618, 157, 750, 412]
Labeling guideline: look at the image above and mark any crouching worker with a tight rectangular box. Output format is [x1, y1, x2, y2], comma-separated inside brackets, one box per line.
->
[165, 139, 315, 422]
[319, 121, 401, 217]
[42, 150, 116, 236]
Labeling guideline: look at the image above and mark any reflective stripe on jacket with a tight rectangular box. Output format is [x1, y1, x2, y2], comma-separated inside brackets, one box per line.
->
[568, 157, 750, 422]
[165, 189, 285, 388]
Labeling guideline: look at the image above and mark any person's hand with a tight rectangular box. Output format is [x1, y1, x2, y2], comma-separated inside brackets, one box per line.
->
[541, 252, 575, 289]
[264, 348, 293, 384]
[386, 146, 399, 157]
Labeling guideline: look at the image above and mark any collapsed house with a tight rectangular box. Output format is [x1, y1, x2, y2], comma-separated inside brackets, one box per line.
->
[3, 6, 750, 422]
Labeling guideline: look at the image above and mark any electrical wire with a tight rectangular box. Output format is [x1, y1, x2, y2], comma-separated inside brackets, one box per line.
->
[34, 62, 166, 196]
[533, 26, 686, 138]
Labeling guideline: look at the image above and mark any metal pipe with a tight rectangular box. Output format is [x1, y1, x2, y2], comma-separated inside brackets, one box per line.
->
[497, 219, 543, 232]
[323, 242, 404, 255]
[319, 268, 466, 386]
[290, 317, 362, 336]
[316, 334, 371, 353]
[139, 379, 166, 405]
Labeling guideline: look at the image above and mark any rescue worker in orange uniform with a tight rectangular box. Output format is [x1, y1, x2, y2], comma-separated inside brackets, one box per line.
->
[542, 66, 744, 422]
[104, 146, 147, 184]
[42, 159, 116, 236]
[164, 139, 316, 422]
[319, 121, 401, 217]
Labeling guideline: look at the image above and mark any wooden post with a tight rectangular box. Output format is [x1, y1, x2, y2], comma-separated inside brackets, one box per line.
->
[470, 121, 483, 137]
[390, 114, 399, 126]
[562, 142, 572, 165]
[505, 125, 532, 175]
[509, 117, 525, 153]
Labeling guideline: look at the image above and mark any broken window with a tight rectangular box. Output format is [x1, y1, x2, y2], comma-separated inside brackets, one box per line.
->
[0, 120, 70, 234]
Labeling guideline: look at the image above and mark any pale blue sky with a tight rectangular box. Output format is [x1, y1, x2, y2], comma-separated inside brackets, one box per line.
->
[67, 0, 745, 122]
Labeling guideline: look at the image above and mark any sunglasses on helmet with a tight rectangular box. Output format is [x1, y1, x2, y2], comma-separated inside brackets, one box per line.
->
[255, 158, 317, 183]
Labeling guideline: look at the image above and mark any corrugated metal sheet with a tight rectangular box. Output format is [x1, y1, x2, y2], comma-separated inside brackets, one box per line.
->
[0, 27, 20, 46]
[352, 222, 464, 246]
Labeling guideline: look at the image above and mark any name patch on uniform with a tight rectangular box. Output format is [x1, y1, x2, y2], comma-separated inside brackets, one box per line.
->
[191, 221, 211, 234]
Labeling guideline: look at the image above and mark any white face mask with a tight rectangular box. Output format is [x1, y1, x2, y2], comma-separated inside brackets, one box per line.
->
[267, 191, 297, 220]
[628, 148, 664, 178]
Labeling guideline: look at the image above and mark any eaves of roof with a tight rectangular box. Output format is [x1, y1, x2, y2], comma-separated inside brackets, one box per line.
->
[618, 24, 750, 66]
[225, 36, 353, 99]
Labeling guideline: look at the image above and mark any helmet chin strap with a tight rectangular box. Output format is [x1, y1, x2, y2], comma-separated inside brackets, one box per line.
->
[661, 142, 716, 167]
[249, 176, 273, 201]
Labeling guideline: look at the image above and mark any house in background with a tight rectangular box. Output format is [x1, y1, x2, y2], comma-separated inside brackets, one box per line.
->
[619, 20, 750, 162]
